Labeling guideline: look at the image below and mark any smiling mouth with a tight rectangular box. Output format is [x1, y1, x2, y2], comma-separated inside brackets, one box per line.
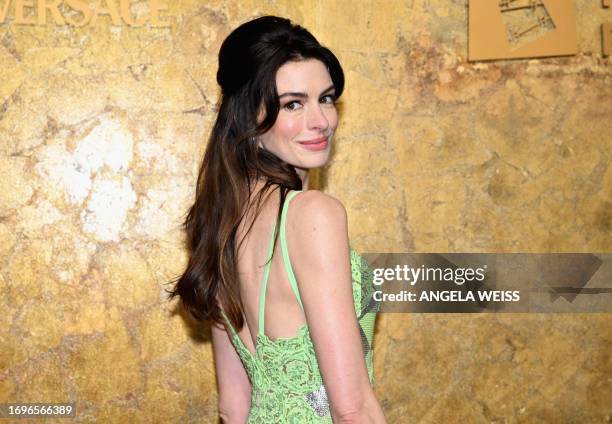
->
[298, 136, 328, 144]
[298, 136, 328, 151]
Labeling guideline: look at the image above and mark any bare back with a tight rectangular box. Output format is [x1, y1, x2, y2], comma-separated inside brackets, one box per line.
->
[233, 185, 307, 355]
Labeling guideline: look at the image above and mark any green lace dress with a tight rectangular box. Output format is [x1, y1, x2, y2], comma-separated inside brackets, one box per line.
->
[221, 190, 380, 423]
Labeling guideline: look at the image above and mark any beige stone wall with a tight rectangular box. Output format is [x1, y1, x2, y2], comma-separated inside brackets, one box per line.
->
[1, 1, 610, 423]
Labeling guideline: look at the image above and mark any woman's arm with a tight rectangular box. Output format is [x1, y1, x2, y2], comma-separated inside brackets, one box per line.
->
[288, 191, 387, 424]
[211, 321, 251, 423]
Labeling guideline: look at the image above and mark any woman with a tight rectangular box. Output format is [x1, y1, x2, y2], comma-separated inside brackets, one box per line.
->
[169, 15, 385, 423]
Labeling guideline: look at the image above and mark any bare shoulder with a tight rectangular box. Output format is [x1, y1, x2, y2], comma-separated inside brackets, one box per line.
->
[288, 190, 348, 249]
[290, 189, 347, 226]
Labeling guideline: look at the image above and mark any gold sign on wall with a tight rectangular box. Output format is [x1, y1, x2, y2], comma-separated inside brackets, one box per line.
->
[604, 0, 612, 57]
[603, 23, 612, 56]
[469, 0, 577, 61]
[0, 0, 171, 27]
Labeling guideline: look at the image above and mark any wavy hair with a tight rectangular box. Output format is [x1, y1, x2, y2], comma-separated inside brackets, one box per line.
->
[167, 16, 345, 330]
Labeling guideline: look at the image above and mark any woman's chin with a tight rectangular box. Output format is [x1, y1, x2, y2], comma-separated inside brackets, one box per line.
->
[303, 156, 331, 169]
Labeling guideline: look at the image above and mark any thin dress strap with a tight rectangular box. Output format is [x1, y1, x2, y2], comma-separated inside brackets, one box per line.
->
[280, 190, 304, 311]
[258, 190, 303, 337]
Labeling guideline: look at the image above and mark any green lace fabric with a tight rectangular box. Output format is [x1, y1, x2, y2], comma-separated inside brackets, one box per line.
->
[221, 190, 380, 423]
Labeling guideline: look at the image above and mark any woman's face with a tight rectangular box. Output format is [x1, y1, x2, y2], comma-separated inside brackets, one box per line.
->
[257, 59, 338, 174]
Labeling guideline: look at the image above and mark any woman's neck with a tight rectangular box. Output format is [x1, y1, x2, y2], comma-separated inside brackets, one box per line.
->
[296, 167, 309, 190]
[248, 167, 310, 194]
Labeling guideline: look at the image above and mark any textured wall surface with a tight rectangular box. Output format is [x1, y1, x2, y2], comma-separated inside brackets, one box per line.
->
[1, 1, 610, 423]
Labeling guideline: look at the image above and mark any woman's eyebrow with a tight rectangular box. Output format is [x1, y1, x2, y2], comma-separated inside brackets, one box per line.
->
[320, 85, 336, 95]
[278, 84, 335, 99]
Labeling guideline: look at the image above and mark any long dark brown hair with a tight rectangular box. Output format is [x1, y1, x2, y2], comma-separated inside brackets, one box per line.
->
[167, 16, 345, 330]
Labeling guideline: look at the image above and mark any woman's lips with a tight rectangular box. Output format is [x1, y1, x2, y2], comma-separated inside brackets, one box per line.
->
[298, 136, 328, 151]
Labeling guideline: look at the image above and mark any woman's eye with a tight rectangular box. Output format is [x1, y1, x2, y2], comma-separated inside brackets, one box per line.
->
[283, 101, 302, 111]
[320, 94, 336, 104]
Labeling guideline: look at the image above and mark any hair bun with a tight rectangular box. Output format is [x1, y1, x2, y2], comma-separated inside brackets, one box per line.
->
[215, 15, 343, 103]
[216, 56, 250, 94]
[216, 41, 253, 94]
[217, 16, 291, 94]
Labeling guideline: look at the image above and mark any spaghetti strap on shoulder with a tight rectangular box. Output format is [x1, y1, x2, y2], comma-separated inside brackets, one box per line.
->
[280, 190, 304, 310]
[257, 189, 304, 338]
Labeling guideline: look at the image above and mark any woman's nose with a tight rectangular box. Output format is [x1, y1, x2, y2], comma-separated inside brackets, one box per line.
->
[306, 104, 329, 131]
